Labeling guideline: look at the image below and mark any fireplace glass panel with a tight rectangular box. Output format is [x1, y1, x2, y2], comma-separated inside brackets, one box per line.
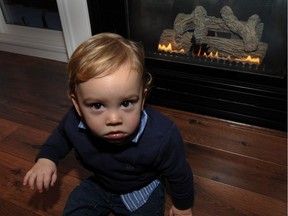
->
[127, 0, 286, 78]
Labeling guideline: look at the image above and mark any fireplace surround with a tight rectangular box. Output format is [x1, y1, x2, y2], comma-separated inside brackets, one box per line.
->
[87, 0, 287, 131]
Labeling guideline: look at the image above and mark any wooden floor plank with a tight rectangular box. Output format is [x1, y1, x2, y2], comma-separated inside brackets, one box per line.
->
[0, 150, 80, 216]
[186, 143, 287, 201]
[0, 118, 21, 142]
[153, 105, 287, 166]
[193, 175, 286, 216]
[1, 146, 285, 216]
[0, 121, 92, 179]
[0, 197, 40, 216]
[0, 51, 69, 132]
[0, 123, 50, 161]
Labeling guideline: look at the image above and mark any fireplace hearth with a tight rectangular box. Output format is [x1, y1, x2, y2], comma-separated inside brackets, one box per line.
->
[87, 0, 287, 131]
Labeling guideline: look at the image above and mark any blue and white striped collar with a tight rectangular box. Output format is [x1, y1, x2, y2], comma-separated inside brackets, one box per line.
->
[78, 110, 148, 143]
[132, 110, 148, 143]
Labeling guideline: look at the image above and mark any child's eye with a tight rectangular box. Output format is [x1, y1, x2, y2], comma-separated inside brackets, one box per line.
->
[121, 100, 133, 108]
[90, 103, 103, 110]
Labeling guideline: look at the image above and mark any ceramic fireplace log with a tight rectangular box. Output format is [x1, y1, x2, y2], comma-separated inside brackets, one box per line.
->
[159, 29, 192, 53]
[174, 6, 208, 43]
[220, 6, 260, 52]
[174, 12, 264, 40]
[204, 36, 268, 60]
[203, 18, 264, 41]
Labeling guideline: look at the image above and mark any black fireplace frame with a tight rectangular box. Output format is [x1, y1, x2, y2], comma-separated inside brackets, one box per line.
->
[87, 0, 287, 131]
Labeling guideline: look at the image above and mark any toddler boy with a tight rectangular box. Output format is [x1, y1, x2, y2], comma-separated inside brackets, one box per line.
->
[23, 33, 194, 216]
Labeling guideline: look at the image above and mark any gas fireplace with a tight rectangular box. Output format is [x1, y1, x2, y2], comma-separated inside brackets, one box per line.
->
[87, 0, 287, 131]
[158, 5, 266, 66]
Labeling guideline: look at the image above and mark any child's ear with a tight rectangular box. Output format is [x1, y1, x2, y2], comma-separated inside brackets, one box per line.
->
[71, 94, 82, 117]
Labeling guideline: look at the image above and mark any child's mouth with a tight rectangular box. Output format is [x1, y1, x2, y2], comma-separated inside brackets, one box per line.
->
[104, 131, 127, 141]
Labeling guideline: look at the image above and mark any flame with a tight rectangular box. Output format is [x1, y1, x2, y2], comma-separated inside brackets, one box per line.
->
[206, 52, 260, 64]
[197, 46, 202, 56]
[158, 43, 185, 53]
[236, 55, 260, 64]
[158, 43, 172, 52]
[158, 43, 261, 64]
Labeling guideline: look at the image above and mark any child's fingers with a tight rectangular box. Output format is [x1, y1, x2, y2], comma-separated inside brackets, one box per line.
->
[35, 174, 44, 193]
[23, 169, 36, 187]
[23, 159, 57, 193]
[50, 172, 57, 187]
[43, 173, 54, 191]
[22, 171, 30, 186]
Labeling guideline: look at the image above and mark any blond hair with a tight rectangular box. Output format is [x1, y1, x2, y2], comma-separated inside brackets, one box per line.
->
[67, 32, 152, 96]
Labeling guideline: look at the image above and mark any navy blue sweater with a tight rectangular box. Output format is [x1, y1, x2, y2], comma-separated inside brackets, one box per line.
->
[37, 106, 194, 210]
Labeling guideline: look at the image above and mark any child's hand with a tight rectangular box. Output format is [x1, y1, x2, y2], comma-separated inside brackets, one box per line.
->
[23, 158, 57, 193]
[169, 205, 192, 216]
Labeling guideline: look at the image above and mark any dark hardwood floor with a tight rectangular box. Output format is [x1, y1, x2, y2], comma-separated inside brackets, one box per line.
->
[0, 51, 286, 216]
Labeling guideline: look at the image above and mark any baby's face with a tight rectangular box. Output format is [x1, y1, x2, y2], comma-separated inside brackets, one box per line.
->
[72, 63, 145, 143]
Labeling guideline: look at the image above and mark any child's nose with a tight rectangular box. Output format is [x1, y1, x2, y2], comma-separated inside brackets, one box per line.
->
[106, 111, 122, 125]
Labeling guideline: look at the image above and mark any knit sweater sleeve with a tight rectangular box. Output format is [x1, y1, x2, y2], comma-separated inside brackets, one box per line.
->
[36, 109, 75, 165]
[155, 123, 194, 210]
